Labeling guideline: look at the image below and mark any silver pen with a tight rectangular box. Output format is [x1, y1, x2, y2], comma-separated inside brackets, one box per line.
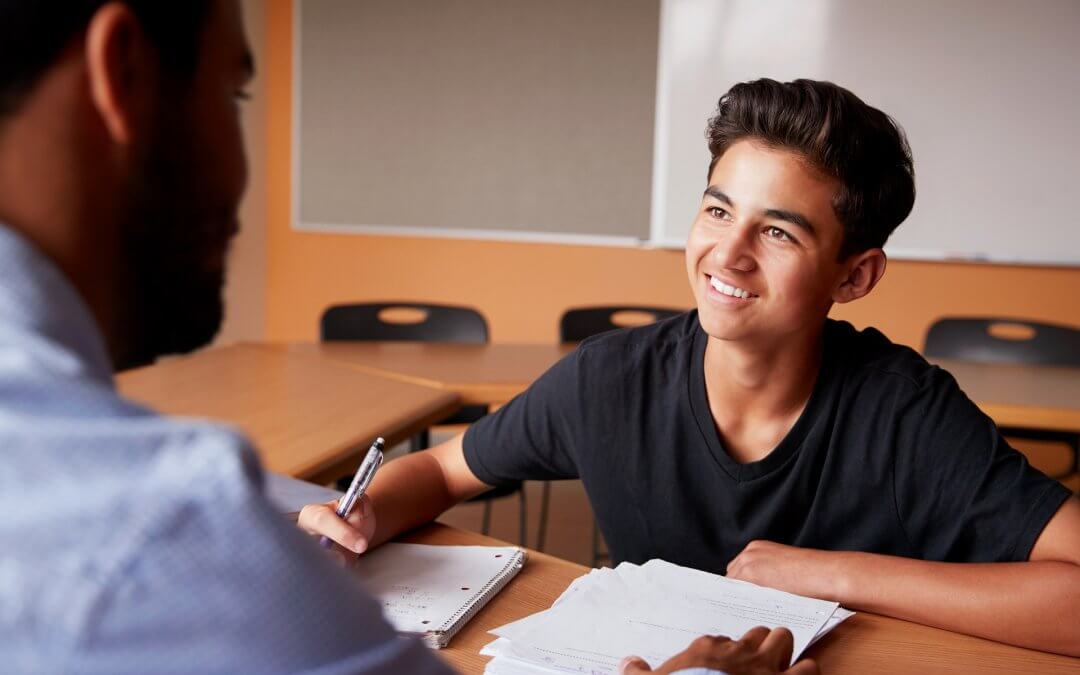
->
[319, 437, 385, 549]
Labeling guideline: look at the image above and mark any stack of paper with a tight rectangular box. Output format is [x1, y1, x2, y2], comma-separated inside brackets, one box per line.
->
[481, 559, 852, 674]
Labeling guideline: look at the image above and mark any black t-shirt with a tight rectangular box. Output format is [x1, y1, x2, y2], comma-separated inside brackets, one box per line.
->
[463, 312, 1071, 572]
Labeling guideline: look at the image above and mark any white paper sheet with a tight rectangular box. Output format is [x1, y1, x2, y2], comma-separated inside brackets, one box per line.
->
[484, 559, 852, 675]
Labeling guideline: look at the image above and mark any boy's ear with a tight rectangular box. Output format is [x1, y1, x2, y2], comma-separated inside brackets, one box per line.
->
[833, 248, 887, 304]
[85, 2, 156, 145]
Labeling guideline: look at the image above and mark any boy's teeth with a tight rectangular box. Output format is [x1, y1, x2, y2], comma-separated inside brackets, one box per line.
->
[709, 276, 753, 299]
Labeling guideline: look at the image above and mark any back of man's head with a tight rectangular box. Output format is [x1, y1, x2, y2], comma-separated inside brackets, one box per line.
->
[0, 0, 249, 371]
[0, 1, 211, 123]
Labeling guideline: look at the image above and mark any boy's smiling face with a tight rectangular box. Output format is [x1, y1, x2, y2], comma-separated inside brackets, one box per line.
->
[686, 139, 856, 346]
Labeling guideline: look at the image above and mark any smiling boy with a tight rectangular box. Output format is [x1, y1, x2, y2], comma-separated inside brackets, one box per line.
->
[305, 78, 1080, 656]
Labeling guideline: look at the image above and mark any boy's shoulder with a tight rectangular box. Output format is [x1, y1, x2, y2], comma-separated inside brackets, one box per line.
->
[825, 319, 943, 393]
[569, 310, 700, 377]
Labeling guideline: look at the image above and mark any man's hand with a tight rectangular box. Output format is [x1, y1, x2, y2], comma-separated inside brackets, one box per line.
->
[298, 495, 377, 565]
[726, 541, 850, 602]
[619, 626, 818, 675]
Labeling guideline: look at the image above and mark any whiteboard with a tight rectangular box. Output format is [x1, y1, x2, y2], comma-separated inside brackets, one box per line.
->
[650, 0, 1080, 265]
[294, 0, 659, 246]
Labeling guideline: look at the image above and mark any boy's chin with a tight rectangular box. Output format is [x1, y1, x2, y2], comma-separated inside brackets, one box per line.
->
[696, 312, 754, 342]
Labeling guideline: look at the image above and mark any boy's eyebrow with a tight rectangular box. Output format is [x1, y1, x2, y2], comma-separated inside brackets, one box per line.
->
[703, 185, 818, 238]
[764, 208, 817, 238]
[703, 186, 733, 205]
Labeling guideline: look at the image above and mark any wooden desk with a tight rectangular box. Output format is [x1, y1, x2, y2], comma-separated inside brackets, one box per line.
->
[280, 342, 1080, 433]
[116, 344, 460, 482]
[408, 525, 1079, 674]
[932, 357, 1080, 433]
[281, 342, 574, 406]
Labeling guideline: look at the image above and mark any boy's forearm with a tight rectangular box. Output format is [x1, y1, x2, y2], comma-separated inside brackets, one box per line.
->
[840, 552, 1080, 656]
[365, 450, 458, 547]
[365, 434, 491, 548]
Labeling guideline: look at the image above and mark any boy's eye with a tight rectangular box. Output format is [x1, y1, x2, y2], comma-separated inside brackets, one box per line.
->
[765, 226, 793, 242]
[234, 89, 252, 102]
[707, 206, 730, 220]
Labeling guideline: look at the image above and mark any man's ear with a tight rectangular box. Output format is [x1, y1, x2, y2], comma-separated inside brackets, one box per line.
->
[84, 2, 155, 145]
[833, 248, 887, 304]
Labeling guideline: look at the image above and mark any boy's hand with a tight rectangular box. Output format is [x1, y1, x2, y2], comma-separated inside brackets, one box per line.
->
[298, 495, 377, 565]
[726, 540, 849, 602]
[619, 626, 818, 675]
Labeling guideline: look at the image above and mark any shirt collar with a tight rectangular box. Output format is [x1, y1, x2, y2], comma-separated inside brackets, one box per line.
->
[0, 223, 114, 386]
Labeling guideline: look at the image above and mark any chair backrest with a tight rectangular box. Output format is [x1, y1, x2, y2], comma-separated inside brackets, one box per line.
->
[320, 302, 489, 344]
[559, 305, 684, 343]
[923, 317, 1080, 367]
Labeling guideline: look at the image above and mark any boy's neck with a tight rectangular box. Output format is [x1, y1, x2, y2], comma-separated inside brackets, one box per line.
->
[702, 322, 826, 463]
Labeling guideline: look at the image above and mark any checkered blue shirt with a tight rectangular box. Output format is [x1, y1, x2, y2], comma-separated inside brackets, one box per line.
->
[0, 224, 451, 674]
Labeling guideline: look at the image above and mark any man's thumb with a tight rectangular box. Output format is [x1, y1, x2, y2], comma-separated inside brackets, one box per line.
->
[618, 655, 652, 674]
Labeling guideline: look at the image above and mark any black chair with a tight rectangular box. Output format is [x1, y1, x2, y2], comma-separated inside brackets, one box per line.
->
[558, 305, 685, 565]
[925, 317, 1080, 368]
[320, 302, 528, 544]
[560, 305, 685, 344]
[924, 317, 1080, 488]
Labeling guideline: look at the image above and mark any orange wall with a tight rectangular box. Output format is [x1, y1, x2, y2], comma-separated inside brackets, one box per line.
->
[265, 0, 1080, 347]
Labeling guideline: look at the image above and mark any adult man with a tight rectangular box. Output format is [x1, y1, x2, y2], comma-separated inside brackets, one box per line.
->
[0, 1, 806, 673]
[0, 1, 447, 671]
[306, 79, 1080, 657]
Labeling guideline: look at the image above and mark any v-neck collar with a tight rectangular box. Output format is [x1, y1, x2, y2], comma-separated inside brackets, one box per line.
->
[687, 319, 835, 483]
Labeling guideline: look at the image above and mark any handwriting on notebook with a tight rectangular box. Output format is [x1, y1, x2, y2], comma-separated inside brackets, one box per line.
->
[352, 542, 527, 648]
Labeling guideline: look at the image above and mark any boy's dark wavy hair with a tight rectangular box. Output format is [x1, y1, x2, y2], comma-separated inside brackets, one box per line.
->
[706, 79, 916, 259]
[0, 0, 212, 120]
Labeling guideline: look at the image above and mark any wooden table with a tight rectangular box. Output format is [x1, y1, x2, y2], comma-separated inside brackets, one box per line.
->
[408, 525, 1080, 674]
[116, 344, 460, 482]
[932, 357, 1080, 433]
[281, 342, 574, 406]
[278, 342, 1080, 434]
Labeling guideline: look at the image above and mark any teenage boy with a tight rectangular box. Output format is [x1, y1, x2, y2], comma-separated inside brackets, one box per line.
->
[305, 78, 1080, 657]
[0, 2, 804, 673]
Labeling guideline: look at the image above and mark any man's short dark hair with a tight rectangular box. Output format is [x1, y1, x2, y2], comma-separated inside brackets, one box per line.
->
[0, 0, 212, 120]
[706, 78, 916, 259]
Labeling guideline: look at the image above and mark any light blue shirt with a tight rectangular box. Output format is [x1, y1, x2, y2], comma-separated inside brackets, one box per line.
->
[0, 224, 451, 674]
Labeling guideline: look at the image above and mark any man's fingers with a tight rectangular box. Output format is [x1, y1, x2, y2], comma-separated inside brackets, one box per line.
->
[738, 625, 771, 651]
[786, 658, 820, 675]
[617, 656, 651, 674]
[758, 626, 795, 668]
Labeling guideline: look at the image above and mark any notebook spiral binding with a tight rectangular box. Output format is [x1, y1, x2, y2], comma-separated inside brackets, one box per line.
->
[423, 548, 529, 649]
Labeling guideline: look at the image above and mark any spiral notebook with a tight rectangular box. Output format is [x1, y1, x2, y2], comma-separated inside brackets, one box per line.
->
[354, 543, 528, 648]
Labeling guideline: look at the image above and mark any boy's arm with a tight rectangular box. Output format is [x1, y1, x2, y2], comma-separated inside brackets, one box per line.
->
[727, 497, 1080, 656]
[302, 347, 587, 553]
[300, 432, 491, 553]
